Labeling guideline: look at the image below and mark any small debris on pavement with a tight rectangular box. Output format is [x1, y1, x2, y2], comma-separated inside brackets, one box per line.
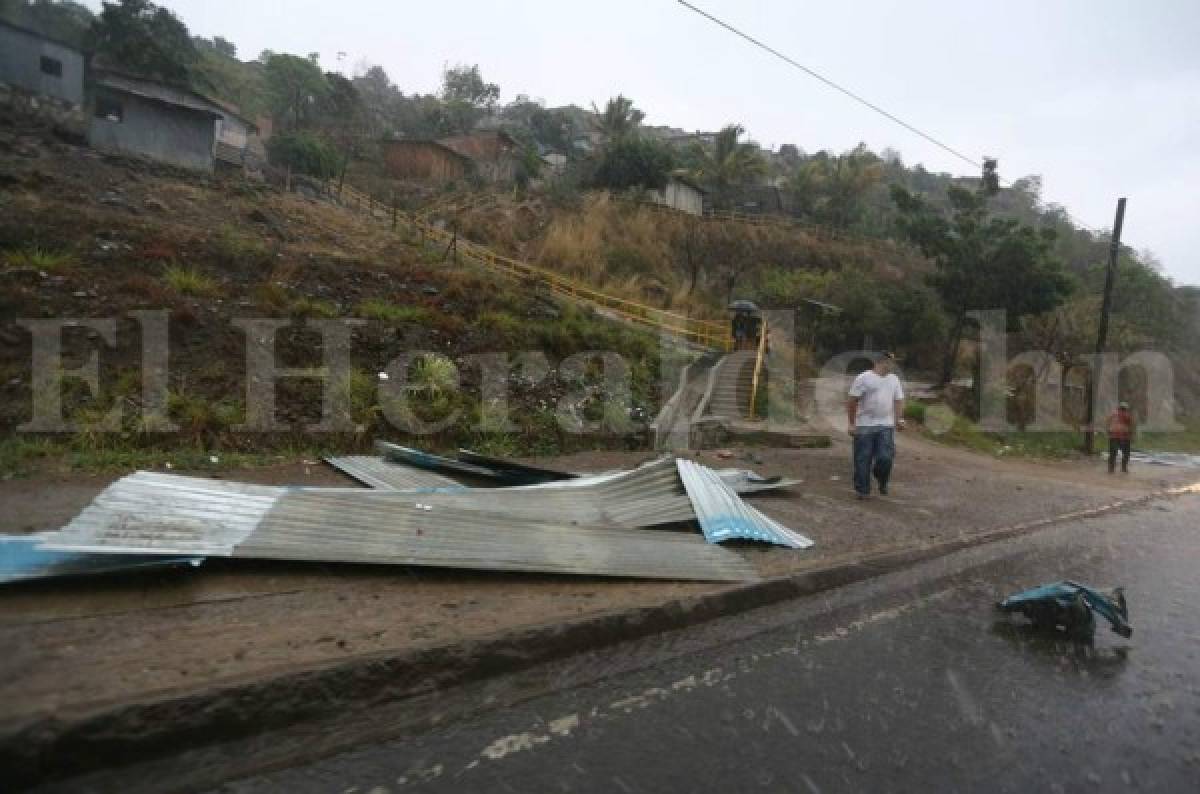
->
[997, 580, 1132, 639]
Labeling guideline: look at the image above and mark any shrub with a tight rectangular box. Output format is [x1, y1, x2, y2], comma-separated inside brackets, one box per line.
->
[212, 225, 269, 266]
[168, 390, 242, 445]
[478, 310, 522, 339]
[904, 402, 927, 423]
[408, 354, 457, 397]
[163, 264, 219, 297]
[591, 137, 675, 192]
[267, 131, 342, 179]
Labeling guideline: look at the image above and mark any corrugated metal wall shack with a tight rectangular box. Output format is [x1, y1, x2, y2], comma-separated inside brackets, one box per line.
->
[382, 140, 471, 183]
[88, 75, 221, 172]
[0, 21, 85, 106]
[438, 131, 518, 182]
[651, 177, 706, 216]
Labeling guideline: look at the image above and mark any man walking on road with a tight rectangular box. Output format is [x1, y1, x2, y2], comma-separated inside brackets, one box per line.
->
[847, 352, 905, 499]
[1106, 400, 1136, 473]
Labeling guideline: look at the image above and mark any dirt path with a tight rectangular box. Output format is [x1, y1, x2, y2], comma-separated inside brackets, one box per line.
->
[1, 438, 1195, 731]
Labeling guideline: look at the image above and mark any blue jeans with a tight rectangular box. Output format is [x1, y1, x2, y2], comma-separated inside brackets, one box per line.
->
[853, 426, 895, 495]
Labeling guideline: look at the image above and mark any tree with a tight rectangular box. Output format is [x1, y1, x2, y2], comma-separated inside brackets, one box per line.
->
[591, 136, 674, 192]
[592, 95, 644, 142]
[891, 159, 1074, 384]
[0, 0, 94, 48]
[194, 34, 236, 59]
[690, 124, 767, 207]
[267, 131, 340, 178]
[440, 63, 499, 134]
[502, 97, 576, 153]
[786, 143, 882, 229]
[89, 0, 199, 86]
[264, 53, 329, 131]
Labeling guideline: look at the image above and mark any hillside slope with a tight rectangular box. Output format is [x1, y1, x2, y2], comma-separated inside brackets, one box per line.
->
[0, 124, 663, 474]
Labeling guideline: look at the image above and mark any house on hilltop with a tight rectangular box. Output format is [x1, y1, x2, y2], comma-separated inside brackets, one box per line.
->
[436, 130, 520, 183]
[88, 70, 260, 173]
[381, 130, 521, 184]
[649, 173, 708, 216]
[380, 139, 473, 183]
[0, 19, 86, 130]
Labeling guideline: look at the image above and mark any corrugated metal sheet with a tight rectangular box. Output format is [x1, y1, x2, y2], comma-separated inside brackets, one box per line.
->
[1, 533, 201, 584]
[456, 448, 578, 483]
[93, 72, 223, 118]
[41, 470, 757, 582]
[676, 459, 813, 549]
[713, 469, 803, 494]
[242, 494, 756, 581]
[324, 455, 462, 491]
[377, 441, 506, 482]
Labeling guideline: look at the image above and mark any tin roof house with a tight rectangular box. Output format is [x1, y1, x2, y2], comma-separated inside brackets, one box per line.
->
[87, 70, 258, 173]
[0, 19, 86, 130]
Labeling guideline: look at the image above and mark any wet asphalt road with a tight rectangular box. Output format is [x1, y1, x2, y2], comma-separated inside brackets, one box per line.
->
[221, 492, 1200, 794]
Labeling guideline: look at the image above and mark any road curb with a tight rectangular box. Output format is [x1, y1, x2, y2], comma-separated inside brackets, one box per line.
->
[4, 483, 1194, 788]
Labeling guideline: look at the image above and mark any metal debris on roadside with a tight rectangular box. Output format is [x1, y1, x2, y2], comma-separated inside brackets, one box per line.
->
[332, 444, 800, 496]
[1, 533, 202, 584]
[676, 459, 813, 549]
[325, 455, 463, 491]
[37, 446, 812, 584]
[41, 472, 757, 582]
[997, 580, 1132, 639]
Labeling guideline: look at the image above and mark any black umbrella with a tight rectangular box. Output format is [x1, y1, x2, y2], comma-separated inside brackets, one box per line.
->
[727, 299, 760, 312]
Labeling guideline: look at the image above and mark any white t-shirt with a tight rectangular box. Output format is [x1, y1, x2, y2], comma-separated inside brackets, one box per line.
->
[848, 370, 904, 427]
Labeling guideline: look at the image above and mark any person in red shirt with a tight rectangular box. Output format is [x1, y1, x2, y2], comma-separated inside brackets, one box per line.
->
[1106, 401, 1136, 473]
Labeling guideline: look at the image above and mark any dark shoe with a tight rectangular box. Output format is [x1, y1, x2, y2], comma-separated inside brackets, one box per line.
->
[878, 484, 889, 495]
[856, 492, 869, 501]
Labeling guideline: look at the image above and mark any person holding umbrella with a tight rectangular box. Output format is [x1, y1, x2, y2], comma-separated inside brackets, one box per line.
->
[728, 300, 760, 351]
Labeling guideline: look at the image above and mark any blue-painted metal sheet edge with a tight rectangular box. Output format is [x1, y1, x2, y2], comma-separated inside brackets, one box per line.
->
[676, 459, 813, 549]
[0, 533, 203, 584]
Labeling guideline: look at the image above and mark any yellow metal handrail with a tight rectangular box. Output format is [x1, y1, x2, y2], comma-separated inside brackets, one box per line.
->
[748, 318, 768, 419]
[328, 180, 733, 351]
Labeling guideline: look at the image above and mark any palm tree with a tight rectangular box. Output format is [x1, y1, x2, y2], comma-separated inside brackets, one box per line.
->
[786, 143, 883, 229]
[691, 124, 767, 207]
[592, 95, 645, 142]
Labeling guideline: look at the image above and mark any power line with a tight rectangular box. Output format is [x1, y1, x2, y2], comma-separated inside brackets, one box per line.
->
[676, 0, 1107, 235]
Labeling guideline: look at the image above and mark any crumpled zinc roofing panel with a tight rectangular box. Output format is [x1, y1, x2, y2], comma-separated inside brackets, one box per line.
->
[676, 459, 813, 549]
[324, 456, 462, 491]
[335, 451, 800, 498]
[325, 458, 698, 529]
[1, 533, 202, 584]
[42, 472, 756, 582]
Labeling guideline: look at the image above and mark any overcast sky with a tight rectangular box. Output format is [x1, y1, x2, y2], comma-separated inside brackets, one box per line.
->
[89, 1, 1200, 286]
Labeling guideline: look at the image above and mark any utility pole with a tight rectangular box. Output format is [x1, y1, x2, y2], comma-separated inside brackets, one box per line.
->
[1084, 197, 1127, 455]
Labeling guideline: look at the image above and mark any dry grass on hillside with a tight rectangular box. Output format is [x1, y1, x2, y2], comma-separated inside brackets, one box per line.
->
[448, 192, 929, 320]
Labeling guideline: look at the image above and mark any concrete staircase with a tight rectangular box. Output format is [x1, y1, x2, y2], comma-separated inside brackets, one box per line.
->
[706, 351, 759, 420]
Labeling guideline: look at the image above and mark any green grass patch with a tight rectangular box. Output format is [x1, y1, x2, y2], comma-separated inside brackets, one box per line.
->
[0, 435, 336, 478]
[936, 416, 1086, 459]
[163, 264, 220, 297]
[904, 402, 927, 423]
[477, 310, 523, 339]
[3, 246, 76, 272]
[289, 296, 340, 318]
[1140, 420, 1200, 454]
[355, 299, 430, 324]
[408, 354, 458, 397]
